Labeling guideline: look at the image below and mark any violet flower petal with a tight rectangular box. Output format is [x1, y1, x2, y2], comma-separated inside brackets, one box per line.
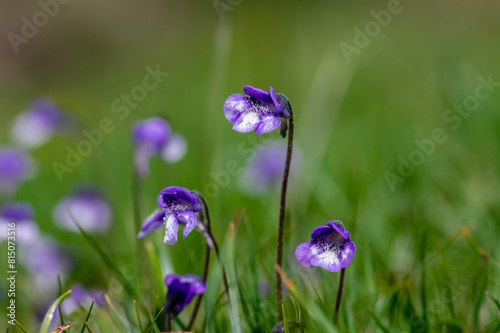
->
[137, 211, 166, 238]
[163, 214, 179, 245]
[161, 133, 187, 163]
[224, 94, 247, 123]
[53, 187, 112, 233]
[255, 114, 281, 135]
[177, 211, 197, 239]
[164, 273, 206, 317]
[232, 112, 261, 133]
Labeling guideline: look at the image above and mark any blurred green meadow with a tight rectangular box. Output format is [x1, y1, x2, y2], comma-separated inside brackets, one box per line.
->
[1, 0, 500, 332]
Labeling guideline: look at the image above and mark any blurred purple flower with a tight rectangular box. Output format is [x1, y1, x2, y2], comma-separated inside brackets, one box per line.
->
[295, 221, 355, 273]
[132, 117, 187, 178]
[20, 237, 71, 293]
[0, 201, 39, 246]
[137, 186, 202, 245]
[238, 141, 300, 196]
[224, 86, 291, 134]
[61, 283, 105, 314]
[53, 186, 112, 233]
[0, 147, 34, 194]
[10, 98, 68, 148]
[164, 273, 206, 317]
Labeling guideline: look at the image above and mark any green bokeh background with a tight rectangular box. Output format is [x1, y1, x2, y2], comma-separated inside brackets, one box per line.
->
[1, 0, 499, 331]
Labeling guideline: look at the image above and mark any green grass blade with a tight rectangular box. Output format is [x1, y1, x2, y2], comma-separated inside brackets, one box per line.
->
[39, 290, 72, 333]
[79, 299, 94, 333]
[145, 307, 163, 333]
[57, 275, 65, 326]
[144, 240, 164, 301]
[227, 221, 242, 333]
[105, 294, 131, 332]
[15, 320, 28, 333]
[84, 322, 94, 333]
[489, 295, 500, 312]
[71, 215, 140, 303]
[134, 300, 144, 333]
[368, 307, 390, 333]
[276, 265, 338, 333]
[282, 304, 290, 333]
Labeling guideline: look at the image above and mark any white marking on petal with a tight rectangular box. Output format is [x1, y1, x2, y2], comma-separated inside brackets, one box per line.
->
[232, 112, 260, 133]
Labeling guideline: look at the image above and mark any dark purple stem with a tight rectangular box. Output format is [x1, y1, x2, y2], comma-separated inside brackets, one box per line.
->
[276, 110, 294, 321]
[334, 267, 346, 325]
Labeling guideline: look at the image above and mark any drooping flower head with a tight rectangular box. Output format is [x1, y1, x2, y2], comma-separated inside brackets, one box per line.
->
[238, 141, 300, 196]
[53, 186, 113, 233]
[295, 221, 355, 273]
[0, 201, 39, 246]
[224, 86, 291, 134]
[0, 147, 34, 194]
[132, 117, 188, 178]
[164, 273, 206, 317]
[10, 98, 69, 148]
[137, 186, 202, 245]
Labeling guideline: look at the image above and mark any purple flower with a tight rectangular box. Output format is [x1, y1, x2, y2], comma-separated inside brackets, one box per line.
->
[53, 186, 113, 233]
[137, 186, 202, 245]
[224, 86, 291, 134]
[10, 98, 68, 148]
[164, 273, 206, 317]
[132, 117, 188, 178]
[295, 221, 355, 273]
[0, 202, 39, 246]
[0, 147, 34, 194]
[238, 141, 300, 196]
[61, 284, 105, 314]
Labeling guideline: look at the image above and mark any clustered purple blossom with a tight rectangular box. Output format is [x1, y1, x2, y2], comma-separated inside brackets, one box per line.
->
[138, 186, 202, 245]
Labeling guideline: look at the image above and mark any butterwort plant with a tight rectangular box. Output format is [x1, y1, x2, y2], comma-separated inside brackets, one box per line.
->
[224, 85, 294, 320]
[295, 220, 355, 324]
[137, 186, 229, 330]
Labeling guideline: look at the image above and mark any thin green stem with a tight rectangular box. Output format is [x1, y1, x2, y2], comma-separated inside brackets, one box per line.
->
[334, 267, 346, 325]
[276, 110, 294, 321]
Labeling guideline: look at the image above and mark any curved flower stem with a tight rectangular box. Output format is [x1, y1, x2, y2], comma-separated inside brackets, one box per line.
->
[334, 267, 346, 325]
[166, 313, 172, 331]
[198, 195, 230, 295]
[276, 110, 294, 321]
[186, 193, 230, 331]
[187, 225, 211, 330]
